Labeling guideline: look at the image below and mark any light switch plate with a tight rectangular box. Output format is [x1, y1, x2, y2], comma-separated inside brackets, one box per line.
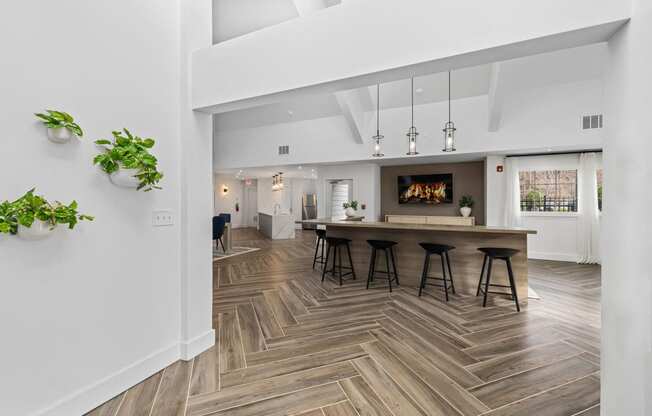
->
[152, 210, 174, 226]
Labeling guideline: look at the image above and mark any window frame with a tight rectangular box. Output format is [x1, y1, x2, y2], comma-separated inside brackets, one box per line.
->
[518, 168, 579, 215]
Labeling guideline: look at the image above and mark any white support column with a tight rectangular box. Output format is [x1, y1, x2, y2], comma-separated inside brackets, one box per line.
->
[602, 2, 652, 414]
[178, 0, 215, 360]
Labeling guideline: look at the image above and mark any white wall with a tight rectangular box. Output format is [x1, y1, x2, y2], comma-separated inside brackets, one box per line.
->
[0, 1, 213, 415]
[214, 80, 604, 169]
[485, 154, 602, 262]
[214, 175, 245, 227]
[316, 164, 381, 221]
[602, 2, 652, 414]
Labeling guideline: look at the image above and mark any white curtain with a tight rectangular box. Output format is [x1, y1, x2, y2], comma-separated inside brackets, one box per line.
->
[577, 153, 601, 264]
[503, 157, 522, 227]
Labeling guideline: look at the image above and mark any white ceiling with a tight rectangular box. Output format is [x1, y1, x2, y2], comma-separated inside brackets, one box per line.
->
[212, 0, 342, 44]
[214, 43, 606, 133]
[212, 0, 299, 44]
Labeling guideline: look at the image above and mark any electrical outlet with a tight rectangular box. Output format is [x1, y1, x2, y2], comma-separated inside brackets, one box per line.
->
[152, 210, 174, 226]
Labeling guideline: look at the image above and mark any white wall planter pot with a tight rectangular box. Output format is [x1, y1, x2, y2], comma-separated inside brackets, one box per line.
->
[46, 127, 74, 143]
[17, 220, 55, 240]
[460, 207, 472, 217]
[109, 168, 141, 188]
[345, 207, 357, 217]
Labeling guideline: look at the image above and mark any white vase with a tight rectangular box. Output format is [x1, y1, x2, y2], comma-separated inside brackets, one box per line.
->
[345, 207, 356, 217]
[17, 220, 55, 240]
[460, 206, 472, 217]
[109, 167, 141, 188]
[46, 127, 73, 143]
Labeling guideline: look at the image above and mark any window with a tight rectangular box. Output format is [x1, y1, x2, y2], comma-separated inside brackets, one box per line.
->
[519, 170, 577, 212]
[597, 169, 603, 211]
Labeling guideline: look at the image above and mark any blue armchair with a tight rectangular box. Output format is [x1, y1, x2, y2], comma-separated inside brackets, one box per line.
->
[212, 216, 226, 252]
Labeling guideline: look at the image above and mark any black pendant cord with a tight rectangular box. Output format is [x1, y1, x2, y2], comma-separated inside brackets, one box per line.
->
[448, 71, 451, 123]
[411, 77, 415, 127]
[376, 84, 380, 136]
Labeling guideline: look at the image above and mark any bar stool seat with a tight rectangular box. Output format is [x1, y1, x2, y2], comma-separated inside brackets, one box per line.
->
[478, 247, 519, 259]
[366, 240, 399, 292]
[321, 237, 356, 286]
[476, 247, 521, 312]
[418, 243, 456, 300]
[419, 243, 455, 255]
[312, 229, 327, 270]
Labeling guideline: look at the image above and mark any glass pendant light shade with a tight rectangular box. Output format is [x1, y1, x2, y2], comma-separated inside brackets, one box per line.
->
[443, 121, 456, 152]
[372, 84, 384, 157]
[372, 133, 384, 157]
[406, 77, 419, 155]
[442, 71, 457, 152]
[406, 126, 418, 155]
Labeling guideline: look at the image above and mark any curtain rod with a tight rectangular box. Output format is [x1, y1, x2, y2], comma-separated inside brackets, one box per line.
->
[505, 149, 603, 158]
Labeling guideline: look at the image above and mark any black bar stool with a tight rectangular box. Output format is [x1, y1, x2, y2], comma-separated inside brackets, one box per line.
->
[476, 247, 521, 312]
[312, 229, 327, 269]
[321, 237, 357, 286]
[365, 240, 399, 292]
[418, 243, 456, 301]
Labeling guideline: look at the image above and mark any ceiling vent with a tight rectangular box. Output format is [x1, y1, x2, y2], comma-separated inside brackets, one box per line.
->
[582, 114, 603, 130]
[278, 145, 290, 155]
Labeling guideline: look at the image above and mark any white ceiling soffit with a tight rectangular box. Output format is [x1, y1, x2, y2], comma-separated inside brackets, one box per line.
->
[195, 0, 629, 114]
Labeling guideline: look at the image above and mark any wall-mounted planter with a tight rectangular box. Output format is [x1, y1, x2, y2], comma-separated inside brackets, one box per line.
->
[109, 168, 141, 188]
[17, 220, 55, 240]
[46, 127, 74, 143]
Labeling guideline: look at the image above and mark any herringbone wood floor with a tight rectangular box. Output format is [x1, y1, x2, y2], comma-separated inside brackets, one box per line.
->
[87, 228, 601, 416]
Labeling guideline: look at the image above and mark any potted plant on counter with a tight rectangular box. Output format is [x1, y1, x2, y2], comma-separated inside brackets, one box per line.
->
[93, 128, 163, 191]
[343, 200, 359, 218]
[0, 189, 93, 240]
[35, 109, 84, 143]
[459, 195, 474, 217]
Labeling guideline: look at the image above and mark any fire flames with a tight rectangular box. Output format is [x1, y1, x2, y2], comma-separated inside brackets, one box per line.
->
[400, 182, 448, 204]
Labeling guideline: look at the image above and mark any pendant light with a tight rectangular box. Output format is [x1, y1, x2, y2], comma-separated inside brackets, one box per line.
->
[277, 172, 284, 190]
[372, 84, 384, 157]
[406, 77, 419, 155]
[442, 71, 457, 152]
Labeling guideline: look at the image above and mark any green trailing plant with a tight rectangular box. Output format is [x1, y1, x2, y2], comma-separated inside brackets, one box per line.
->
[94, 129, 164, 191]
[459, 195, 475, 208]
[34, 110, 83, 137]
[343, 201, 359, 210]
[0, 189, 93, 235]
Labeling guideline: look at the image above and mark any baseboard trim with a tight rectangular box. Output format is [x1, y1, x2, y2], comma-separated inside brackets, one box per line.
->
[180, 329, 215, 360]
[528, 251, 578, 262]
[33, 331, 214, 416]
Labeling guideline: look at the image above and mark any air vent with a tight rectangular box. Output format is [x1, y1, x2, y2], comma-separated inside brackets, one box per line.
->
[278, 145, 290, 155]
[582, 114, 603, 130]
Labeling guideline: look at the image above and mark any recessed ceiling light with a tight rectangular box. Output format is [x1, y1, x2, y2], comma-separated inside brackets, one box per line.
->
[287, 110, 294, 116]
[298, 166, 302, 170]
[415, 88, 423, 94]
[547, 148, 553, 152]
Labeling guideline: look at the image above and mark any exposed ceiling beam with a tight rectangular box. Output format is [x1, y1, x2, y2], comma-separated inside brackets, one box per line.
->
[488, 62, 505, 132]
[291, 0, 329, 16]
[334, 89, 367, 144]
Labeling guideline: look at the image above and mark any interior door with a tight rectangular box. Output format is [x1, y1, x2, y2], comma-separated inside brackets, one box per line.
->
[244, 183, 258, 227]
[327, 179, 353, 219]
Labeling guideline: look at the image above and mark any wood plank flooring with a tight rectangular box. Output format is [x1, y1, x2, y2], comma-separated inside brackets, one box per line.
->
[86, 228, 601, 416]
